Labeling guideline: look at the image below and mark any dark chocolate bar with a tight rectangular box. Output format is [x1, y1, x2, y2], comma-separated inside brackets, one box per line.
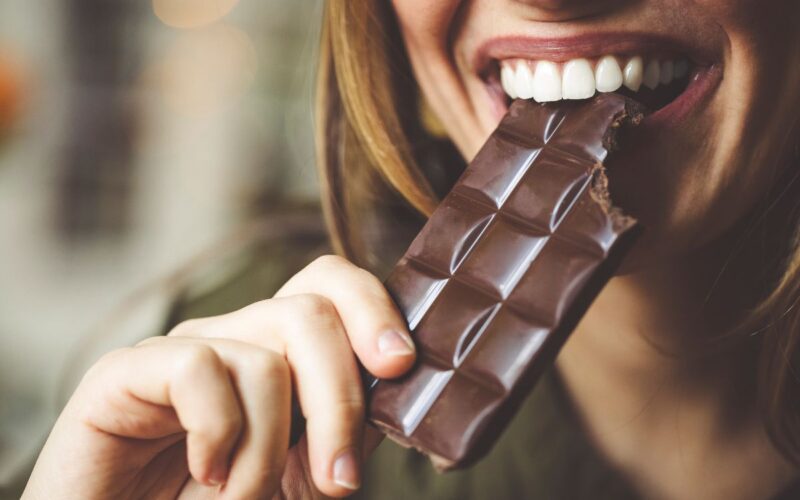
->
[367, 94, 645, 470]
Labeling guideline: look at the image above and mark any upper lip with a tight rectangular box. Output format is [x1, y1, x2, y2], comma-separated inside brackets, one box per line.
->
[473, 32, 715, 79]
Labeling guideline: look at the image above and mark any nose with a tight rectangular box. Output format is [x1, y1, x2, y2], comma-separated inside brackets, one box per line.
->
[511, 0, 632, 18]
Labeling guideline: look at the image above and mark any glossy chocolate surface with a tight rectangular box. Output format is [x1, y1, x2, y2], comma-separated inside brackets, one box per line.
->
[367, 94, 644, 470]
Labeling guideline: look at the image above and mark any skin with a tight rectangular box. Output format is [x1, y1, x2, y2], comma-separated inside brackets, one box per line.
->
[22, 1, 800, 499]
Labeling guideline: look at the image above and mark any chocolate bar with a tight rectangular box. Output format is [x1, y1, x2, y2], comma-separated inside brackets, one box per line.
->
[367, 94, 645, 470]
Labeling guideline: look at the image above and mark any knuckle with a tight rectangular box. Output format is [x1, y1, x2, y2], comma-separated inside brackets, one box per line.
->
[242, 349, 289, 382]
[214, 410, 243, 441]
[360, 276, 392, 302]
[289, 293, 336, 319]
[98, 346, 131, 365]
[135, 335, 165, 347]
[313, 255, 387, 299]
[241, 298, 275, 317]
[309, 254, 349, 271]
[194, 412, 242, 446]
[72, 348, 135, 413]
[82, 347, 130, 380]
[176, 343, 222, 377]
[168, 318, 206, 337]
[332, 391, 365, 419]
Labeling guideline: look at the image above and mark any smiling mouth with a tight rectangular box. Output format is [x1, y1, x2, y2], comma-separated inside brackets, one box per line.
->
[476, 35, 720, 120]
[493, 55, 693, 111]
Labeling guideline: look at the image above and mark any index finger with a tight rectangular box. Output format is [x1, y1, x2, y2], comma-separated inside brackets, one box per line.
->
[275, 255, 416, 379]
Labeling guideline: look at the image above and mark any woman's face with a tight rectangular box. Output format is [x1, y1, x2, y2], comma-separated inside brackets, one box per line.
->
[391, 0, 800, 263]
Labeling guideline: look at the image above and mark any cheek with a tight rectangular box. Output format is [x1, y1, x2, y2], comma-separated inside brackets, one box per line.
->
[702, 0, 800, 207]
[694, 0, 758, 17]
[694, 0, 800, 43]
[391, 0, 485, 157]
[617, 1, 800, 264]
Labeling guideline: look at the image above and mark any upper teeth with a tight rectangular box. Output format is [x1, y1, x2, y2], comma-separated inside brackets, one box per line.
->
[500, 55, 690, 103]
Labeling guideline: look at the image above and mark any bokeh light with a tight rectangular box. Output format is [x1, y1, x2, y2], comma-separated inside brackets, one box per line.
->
[0, 50, 23, 135]
[142, 23, 257, 116]
[152, 0, 240, 29]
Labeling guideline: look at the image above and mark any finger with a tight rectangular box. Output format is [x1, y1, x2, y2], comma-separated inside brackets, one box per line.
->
[273, 294, 366, 497]
[219, 346, 291, 500]
[159, 337, 292, 500]
[106, 341, 244, 486]
[168, 293, 373, 496]
[275, 254, 416, 379]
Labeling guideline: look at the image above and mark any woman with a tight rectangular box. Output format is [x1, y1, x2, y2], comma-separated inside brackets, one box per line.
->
[22, 0, 800, 498]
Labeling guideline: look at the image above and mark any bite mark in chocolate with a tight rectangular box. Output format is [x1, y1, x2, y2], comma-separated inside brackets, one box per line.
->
[366, 94, 646, 470]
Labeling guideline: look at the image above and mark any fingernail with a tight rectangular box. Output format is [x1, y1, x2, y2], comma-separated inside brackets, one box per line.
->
[333, 448, 360, 490]
[377, 329, 415, 357]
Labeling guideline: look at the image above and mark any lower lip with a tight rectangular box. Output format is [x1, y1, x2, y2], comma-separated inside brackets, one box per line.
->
[640, 64, 722, 129]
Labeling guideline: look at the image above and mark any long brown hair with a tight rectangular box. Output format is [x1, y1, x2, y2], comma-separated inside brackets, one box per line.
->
[315, 1, 436, 270]
[315, 1, 800, 463]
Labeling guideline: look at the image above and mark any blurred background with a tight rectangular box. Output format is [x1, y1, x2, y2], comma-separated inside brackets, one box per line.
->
[0, 0, 323, 492]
